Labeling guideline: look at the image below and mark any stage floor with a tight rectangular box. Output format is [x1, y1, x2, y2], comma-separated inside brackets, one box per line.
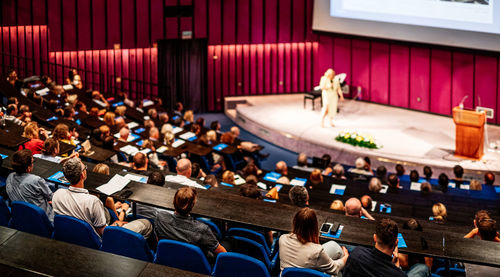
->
[225, 94, 500, 174]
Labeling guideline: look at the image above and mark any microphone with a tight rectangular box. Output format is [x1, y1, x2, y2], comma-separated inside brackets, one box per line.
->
[459, 95, 468, 109]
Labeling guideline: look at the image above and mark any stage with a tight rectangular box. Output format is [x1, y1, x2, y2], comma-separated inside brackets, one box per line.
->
[225, 94, 500, 175]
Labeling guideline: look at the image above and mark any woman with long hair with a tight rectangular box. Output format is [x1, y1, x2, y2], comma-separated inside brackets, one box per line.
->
[279, 207, 348, 275]
[320, 69, 344, 127]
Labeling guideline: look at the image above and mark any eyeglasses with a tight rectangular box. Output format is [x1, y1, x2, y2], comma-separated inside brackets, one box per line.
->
[82, 164, 87, 171]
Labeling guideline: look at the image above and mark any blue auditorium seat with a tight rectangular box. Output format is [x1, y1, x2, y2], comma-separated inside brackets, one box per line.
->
[53, 214, 101, 249]
[0, 196, 11, 227]
[153, 239, 212, 275]
[213, 252, 270, 277]
[229, 235, 277, 271]
[227, 227, 275, 257]
[196, 217, 222, 239]
[282, 267, 330, 277]
[100, 226, 154, 262]
[10, 201, 52, 238]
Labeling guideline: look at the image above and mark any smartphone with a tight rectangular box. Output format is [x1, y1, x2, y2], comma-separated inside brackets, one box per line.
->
[330, 222, 340, 235]
[274, 184, 283, 192]
[429, 216, 435, 221]
[320, 223, 333, 234]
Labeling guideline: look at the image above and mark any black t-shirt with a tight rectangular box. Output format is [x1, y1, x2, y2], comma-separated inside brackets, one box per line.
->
[343, 246, 407, 277]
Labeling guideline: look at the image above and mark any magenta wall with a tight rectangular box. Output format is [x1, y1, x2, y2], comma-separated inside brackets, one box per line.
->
[2, 0, 500, 123]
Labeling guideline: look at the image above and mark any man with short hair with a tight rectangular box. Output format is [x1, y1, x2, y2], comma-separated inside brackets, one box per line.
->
[5, 104, 24, 125]
[164, 158, 206, 189]
[348, 157, 373, 176]
[438, 173, 449, 193]
[345, 197, 374, 220]
[6, 149, 54, 221]
[154, 187, 226, 260]
[230, 126, 240, 139]
[484, 171, 495, 186]
[134, 171, 166, 220]
[368, 177, 382, 193]
[52, 157, 152, 237]
[115, 117, 126, 131]
[343, 219, 430, 277]
[293, 153, 314, 172]
[288, 186, 309, 207]
[361, 195, 373, 210]
[118, 127, 130, 142]
[132, 152, 148, 172]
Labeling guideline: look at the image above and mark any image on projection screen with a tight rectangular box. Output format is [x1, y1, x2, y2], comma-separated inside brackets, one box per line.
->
[330, 0, 499, 34]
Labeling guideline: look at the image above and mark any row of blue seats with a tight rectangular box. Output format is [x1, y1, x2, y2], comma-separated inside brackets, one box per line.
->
[0, 197, 334, 276]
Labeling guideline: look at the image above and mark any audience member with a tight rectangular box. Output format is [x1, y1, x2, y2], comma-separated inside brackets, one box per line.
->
[431, 203, 447, 223]
[360, 195, 373, 210]
[348, 158, 373, 176]
[52, 157, 152, 237]
[368, 177, 382, 193]
[154, 187, 226, 260]
[5, 104, 25, 126]
[288, 186, 309, 208]
[364, 157, 372, 172]
[245, 175, 258, 186]
[343, 218, 430, 277]
[484, 171, 495, 186]
[403, 218, 423, 232]
[395, 164, 405, 177]
[420, 182, 432, 194]
[147, 171, 166, 187]
[376, 166, 387, 184]
[183, 110, 194, 124]
[470, 179, 482, 191]
[409, 170, 419, 183]
[221, 170, 235, 185]
[131, 152, 149, 172]
[332, 164, 346, 179]
[203, 174, 219, 188]
[308, 169, 323, 189]
[230, 126, 240, 139]
[464, 210, 493, 239]
[164, 159, 206, 189]
[239, 183, 262, 199]
[92, 163, 110, 175]
[134, 171, 166, 220]
[20, 122, 48, 155]
[33, 138, 61, 163]
[6, 149, 54, 221]
[279, 207, 348, 275]
[423, 166, 433, 180]
[387, 174, 400, 189]
[330, 200, 345, 211]
[294, 153, 312, 172]
[453, 165, 464, 181]
[438, 173, 449, 193]
[345, 198, 374, 220]
[210, 120, 221, 132]
[174, 102, 184, 117]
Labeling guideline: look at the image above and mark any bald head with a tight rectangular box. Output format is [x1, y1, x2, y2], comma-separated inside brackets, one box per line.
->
[276, 161, 288, 176]
[345, 197, 362, 217]
[119, 127, 129, 141]
[149, 127, 160, 140]
[176, 158, 192, 177]
[230, 126, 240, 138]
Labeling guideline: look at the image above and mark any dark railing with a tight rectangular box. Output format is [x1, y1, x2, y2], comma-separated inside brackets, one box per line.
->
[41, 61, 106, 93]
[107, 75, 159, 101]
[0, 53, 37, 78]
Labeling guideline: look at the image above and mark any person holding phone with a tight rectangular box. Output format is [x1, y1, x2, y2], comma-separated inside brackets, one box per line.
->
[279, 207, 348, 276]
[343, 219, 430, 277]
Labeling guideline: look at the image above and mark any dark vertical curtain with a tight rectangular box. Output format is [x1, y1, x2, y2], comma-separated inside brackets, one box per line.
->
[158, 39, 207, 113]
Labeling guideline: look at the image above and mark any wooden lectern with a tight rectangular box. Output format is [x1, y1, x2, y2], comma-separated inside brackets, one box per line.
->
[452, 107, 486, 160]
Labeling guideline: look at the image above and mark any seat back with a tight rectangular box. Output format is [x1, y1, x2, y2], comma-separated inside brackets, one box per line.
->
[0, 196, 11, 227]
[282, 267, 330, 277]
[230, 235, 271, 268]
[10, 201, 52, 237]
[197, 217, 222, 239]
[53, 214, 101, 249]
[101, 226, 153, 262]
[227, 227, 270, 255]
[153, 239, 211, 275]
[213, 252, 270, 277]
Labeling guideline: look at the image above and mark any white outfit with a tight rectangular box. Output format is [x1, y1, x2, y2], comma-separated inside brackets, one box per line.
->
[320, 76, 341, 121]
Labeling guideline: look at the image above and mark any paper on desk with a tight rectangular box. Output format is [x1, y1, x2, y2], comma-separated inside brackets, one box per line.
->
[234, 174, 246, 185]
[97, 175, 130, 195]
[93, 99, 107, 107]
[139, 148, 151, 155]
[380, 185, 388, 194]
[371, 201, 378, 212]
[329, 184, 346, 195]
[120, 145, 139, 156]
[290, 178, 307, 187]
[62, 84, 73, 90]
[172, 139, 185, 148]
[410, 182, 421, 191]
[460, 184, 470, 190]
[35, 88, 49, 96]
[179, 132, 196, 140]
[143, 99, 154, 107]
[156, 146, 168, 153]
[172, 127, 183, 134]
[257, 182, 267, 190]
[124, 173, 147, 183]
[448, 182, 456, 188]
[127, 122, 139, 129]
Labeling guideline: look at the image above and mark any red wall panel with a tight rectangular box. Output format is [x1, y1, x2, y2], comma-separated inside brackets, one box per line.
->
[264, 0, 278, 43]
[78, 0, 92, 50]
[222, 0, 236, 44]
[32, 0, 47, 25]
[208, 0, 221, 44]
[136, 1, 150, 48]
[151, 0, 165, 43]
[430, 49, 452, 115]
[121, 0, 135, 49]
[237, 0, 250, 44]
[452, 52, 474, 110]
[251, 0, 264, 43]
[47, 0, 62, 51]
[92, 0, 106, 49]
[474, 55, 497, 123]
[106, 0, 121, 48]
[351, 39, 370, 101]
[292, 0, 305, 42]
[370, 42, 389, 104]
[207, 46, 215, 110]
[193, 0, 206, 38]
[278, 0, 292, 43]
[409, 47, 430, 111]
[17, 0, 32, 25]
[389, 44, 409, 108]
[62, 0, 76, 50]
